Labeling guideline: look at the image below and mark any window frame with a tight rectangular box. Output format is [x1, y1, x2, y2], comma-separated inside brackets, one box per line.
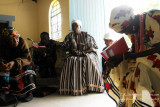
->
[49, 0, 62, 40]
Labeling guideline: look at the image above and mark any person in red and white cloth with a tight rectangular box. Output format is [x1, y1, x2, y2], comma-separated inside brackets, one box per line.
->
[105, 5, 160, 107]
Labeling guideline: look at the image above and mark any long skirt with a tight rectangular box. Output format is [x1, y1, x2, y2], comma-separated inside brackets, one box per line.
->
[59, 53, 104, 95]
[104, 53, 160, 107]
[0, 67, 36, 96]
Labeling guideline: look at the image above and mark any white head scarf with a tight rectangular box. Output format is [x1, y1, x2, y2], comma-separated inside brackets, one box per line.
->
[104, 33, 117, 42]
[109, 5, 135, 33]
[71, 20, 82, 28]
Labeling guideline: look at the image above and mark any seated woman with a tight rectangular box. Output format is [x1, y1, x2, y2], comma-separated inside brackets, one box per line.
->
[0, 28, 36, 103]
[59, 20, 104, 95]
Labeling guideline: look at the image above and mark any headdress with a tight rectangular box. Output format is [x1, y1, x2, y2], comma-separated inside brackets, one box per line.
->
[109, 5, 135, 32]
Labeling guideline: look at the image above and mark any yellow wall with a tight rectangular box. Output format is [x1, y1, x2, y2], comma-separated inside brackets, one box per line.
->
[0, 0, 38, 47]
[37, 0, 70, 41]
[0, 0, 69, 46]
[37, 0, 70, 69]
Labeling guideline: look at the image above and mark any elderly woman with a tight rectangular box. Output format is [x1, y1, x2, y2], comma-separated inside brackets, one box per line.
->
[105, 5, 160, 107]
[59, 20, 104, 95]
[0, 28, 36, 103]
[102, 33, 115, 74]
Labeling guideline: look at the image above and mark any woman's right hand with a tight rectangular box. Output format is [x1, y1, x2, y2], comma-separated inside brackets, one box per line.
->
[105, 54, 123, 68]
[0, 62, 9, 72]
[75, 50, 83, 55]
[105, 52, 136, 69]
[72, 50, 83, 56]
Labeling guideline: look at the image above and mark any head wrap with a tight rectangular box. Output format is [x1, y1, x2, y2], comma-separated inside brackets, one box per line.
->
[71, 20, 82, 28]
[109, 5, 135, 33]
[104, 33, 117, 42]
[2, 27, 19, 38]
[104, 33, 112, 40]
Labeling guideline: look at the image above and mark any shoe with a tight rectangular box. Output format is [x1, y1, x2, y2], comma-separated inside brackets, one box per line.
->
[19, 92, 33, 102]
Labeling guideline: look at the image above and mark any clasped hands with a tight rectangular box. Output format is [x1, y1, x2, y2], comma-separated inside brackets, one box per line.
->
[0, 61, 15, 72]
[72, 49, 85, 56]
[74, 50, 85, 56]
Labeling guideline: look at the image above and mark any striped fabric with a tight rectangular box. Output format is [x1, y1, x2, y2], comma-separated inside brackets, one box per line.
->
[0, 69, 36, 96]
[106, 76, 120, 99]
[59, 32, 104, 95]
[132, 98, 152, 107]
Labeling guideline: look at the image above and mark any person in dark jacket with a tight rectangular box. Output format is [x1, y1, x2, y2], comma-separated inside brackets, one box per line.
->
[102, 33, 115, 74]
[33, 32, 57, 78]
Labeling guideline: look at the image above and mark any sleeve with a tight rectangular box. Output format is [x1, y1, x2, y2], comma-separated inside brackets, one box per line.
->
[62, 33, 72, 51]
[14, 39, 32, 70]
[145, 10, 160, 34]
[145, 10, 160, 46]
[88, 34, 98, 49]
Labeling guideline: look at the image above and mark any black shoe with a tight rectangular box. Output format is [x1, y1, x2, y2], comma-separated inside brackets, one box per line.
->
[19, 93, 33, 102]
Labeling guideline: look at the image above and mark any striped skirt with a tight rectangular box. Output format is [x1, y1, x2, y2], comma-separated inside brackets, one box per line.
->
[59, 53, 104, 95]
[0, 69, 36, 96]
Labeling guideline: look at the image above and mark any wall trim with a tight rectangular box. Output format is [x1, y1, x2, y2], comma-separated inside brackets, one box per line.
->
[0, 15, 15, 27]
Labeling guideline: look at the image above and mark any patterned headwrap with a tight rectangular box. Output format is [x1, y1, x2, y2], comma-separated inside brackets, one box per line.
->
[109, 5, 135, 33]
[71, 20, 82, 28]
[2, 27, 20, 38]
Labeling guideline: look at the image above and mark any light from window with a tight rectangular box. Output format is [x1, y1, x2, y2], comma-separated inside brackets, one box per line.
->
[49, 0, 61, 40]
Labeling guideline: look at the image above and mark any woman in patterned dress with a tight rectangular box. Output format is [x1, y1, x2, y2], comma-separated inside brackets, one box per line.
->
[59, 20, 104, 95]
[105, 5, 160, 107]
[0, 28, 36, 103]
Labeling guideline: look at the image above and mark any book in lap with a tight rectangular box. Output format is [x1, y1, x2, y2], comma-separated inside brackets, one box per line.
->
[101, 37, 129, 61]
[32, 43, 46, 48]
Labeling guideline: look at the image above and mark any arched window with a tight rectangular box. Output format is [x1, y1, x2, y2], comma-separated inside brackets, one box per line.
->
[49, 0, 61, 40]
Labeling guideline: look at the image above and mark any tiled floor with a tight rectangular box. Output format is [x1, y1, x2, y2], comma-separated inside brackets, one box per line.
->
[14, 91, 116, 107]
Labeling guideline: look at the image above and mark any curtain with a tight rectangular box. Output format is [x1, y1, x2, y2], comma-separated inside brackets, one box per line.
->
[69, 0, 107, 62]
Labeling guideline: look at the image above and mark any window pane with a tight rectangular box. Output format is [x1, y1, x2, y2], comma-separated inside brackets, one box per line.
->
[58, 14, 61, 22]
[57, 4, 60, 8]
[49, 1, 62, 39]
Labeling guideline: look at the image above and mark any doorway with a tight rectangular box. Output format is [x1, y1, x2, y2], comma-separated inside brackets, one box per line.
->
[0, 21, 9, 34]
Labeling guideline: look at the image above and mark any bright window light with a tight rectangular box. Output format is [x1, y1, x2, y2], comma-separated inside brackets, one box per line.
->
[49, 0, 62, 40]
